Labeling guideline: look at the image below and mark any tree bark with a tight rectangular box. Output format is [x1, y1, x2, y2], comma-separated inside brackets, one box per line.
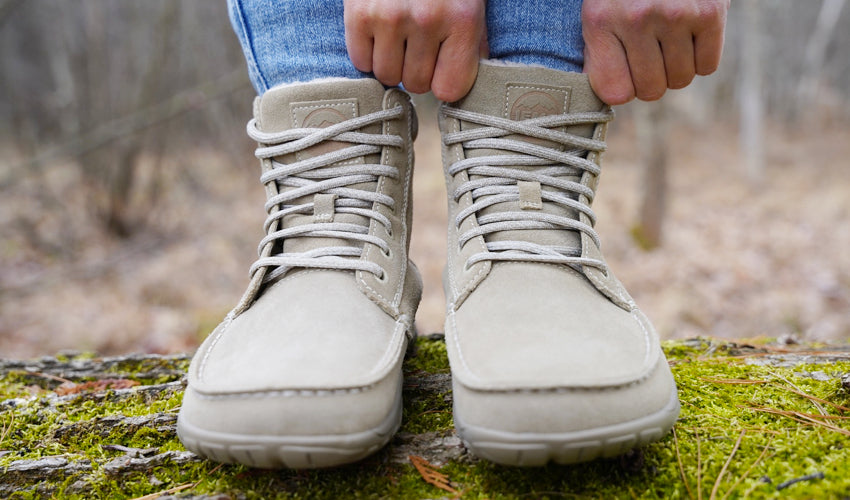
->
[740, 0, 765, 186]
[632, 100, 668, 250]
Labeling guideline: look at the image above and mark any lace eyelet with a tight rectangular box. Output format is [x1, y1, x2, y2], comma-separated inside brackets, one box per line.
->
[463, 260, 472, 272]
[376, 269, 388, 282]
[385, 225, 394, 238]
[382, 246, 393, 259]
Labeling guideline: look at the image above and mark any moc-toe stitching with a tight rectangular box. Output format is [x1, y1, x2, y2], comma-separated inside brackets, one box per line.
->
[446, 304, 658, 391]
[193, 315, 409, 396]
[451, 357, 678, 436]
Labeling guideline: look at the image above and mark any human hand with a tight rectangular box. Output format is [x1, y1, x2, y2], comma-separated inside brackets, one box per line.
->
[581, 0, 729, 105]
[343, 0, 486, 102]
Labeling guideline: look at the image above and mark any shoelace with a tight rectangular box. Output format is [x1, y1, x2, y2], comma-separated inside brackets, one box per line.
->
[441, 106, 614, 272]
[246, 106, 404, 284]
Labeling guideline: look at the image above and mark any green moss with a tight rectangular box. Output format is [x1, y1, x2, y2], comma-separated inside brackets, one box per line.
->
[401, 387, 453, 435]
[3, 337, 850, 499]
[662, 338, 714, 360]
[405, 335, 451, 373]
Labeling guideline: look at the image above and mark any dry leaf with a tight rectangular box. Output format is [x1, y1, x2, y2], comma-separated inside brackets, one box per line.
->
[409, 455, 458, 495]
[55, 378, 140, 396]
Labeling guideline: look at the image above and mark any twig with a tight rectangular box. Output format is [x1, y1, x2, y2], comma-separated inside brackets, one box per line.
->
[741, 473, 773, 499]
[673, 427, 695, 500]
[776, 472, 825, 490]
[721, 436, 775, 500]
[125, 453, 219, 500]
[129, 482, 194, 500]
[24, 371, 74, 385]
[710, 429, 745, 500]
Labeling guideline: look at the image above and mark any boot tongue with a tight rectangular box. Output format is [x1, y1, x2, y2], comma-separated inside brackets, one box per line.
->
[455, 62, 605, 250]
[256, 78, 386, 255]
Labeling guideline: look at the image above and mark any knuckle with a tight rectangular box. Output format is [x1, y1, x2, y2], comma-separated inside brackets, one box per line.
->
[697, 0, 726, 24]
[624, 2, 656, 26]
[376, 5, 405, 26]
[581, 1, 618, 30]
[410, 4, 441, 30]
[661, 4, 692, 24]
[452, 3, 482, 25]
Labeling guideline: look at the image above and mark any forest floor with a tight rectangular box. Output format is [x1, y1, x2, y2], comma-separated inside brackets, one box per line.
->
[2, 336, 850, 499]
[1, 103, 849, 358]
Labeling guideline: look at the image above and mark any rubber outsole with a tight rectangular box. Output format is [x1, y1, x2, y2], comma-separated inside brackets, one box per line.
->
[177, 390, 402, 469]
[454, 386, 680, 466]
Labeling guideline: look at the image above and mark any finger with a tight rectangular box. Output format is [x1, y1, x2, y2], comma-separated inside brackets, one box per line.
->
[431, 32, 481, 102]
[622, 32, 667, 101]
[479, 29, 489, 59]
[345, 26, 375, 73]
[694, 24, 725, 75]
[343, 2, 374, 73]
[583, 29, 634, 105]
[402, 33, 439, 94]
[659, 29, 696, 89]
[371, 28, 405, 87]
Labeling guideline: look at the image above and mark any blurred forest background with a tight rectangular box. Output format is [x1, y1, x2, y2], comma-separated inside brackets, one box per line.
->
[1, 0, 849, 358]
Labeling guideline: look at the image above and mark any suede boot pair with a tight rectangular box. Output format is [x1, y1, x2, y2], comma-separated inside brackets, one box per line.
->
[177, 62, 679, 469]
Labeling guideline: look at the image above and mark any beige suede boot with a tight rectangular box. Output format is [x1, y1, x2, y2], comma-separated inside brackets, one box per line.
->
[440, 61, 679, 466]
[177, 78, 421, 468]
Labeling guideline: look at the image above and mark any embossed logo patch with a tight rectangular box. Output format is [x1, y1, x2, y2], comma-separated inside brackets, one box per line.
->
[509, 90, 561, 121]
[504, 84, 571, 149]
[505, 84, 570, 121]
[290, 98, 361, 162]
[302, 107, 348, 129]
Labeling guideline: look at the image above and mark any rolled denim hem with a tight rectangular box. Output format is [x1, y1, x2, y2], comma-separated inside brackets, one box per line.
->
[228, 0, 585, 95]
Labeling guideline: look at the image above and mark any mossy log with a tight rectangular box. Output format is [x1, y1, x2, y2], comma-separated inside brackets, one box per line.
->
[2, 336, 849, 499]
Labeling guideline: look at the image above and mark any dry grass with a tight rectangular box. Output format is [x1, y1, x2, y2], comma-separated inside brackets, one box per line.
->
[1, 105, 848, 357]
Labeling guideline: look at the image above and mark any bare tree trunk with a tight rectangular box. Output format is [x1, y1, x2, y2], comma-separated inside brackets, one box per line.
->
[631, 100, 668, 250]
[740, 0, 764, 186]
[797, 0, 847, 120]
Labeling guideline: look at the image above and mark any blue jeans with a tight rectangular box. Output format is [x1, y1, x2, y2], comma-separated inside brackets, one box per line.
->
[228, 0, 584, 95]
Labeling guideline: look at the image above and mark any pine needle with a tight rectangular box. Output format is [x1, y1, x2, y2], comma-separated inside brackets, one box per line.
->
[741, 406, 850, 437]
[409, 455, 458, 496]
[772, 383, 850, 413]
[699, 377, 769, 385]
[722, 436, 775, 500]
[769, 372, 828, 416]
[0, 411, 13, 443]
[696, 428, 703, 500]
[677, 425, 781, 435]
[673, 427, 695, 500]
[710, 429, 745, 500]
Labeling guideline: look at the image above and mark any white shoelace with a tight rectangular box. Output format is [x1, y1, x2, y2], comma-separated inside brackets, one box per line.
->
[441, 106, 614, 272]
[246, 107, 404, 284]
